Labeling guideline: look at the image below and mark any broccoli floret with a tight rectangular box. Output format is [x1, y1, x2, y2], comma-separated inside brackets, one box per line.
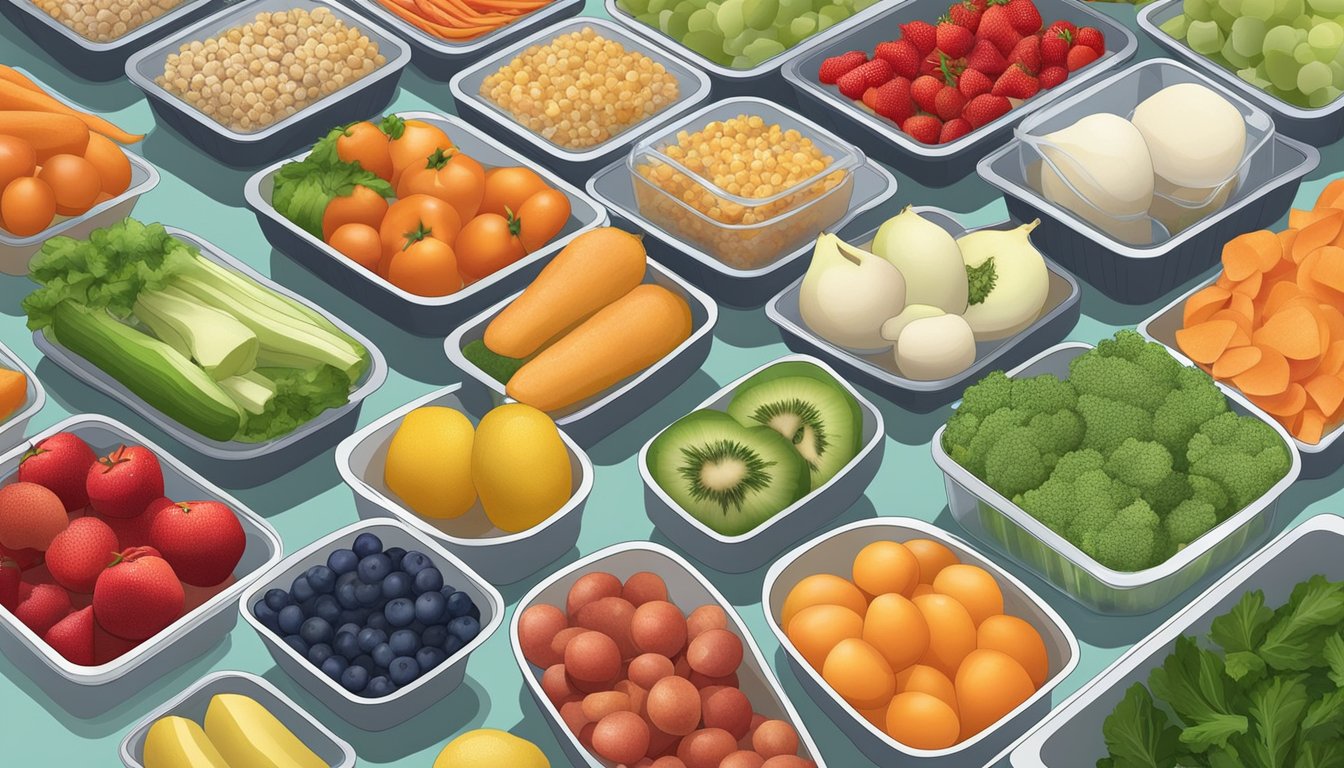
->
[1018, 474, 1076, 534]
[1164, 499, 1217, 550]
[985, 426, 1051, 498]
[1096, 330, 1183, 393]
[942, 411, 980, 465]
[1067, 469, 1135, 553]
[961, 408, 1029, 478]
[1069, 337, 1175, 412]
[1010, 373, 1077, 416]
[1186, 413, 1291, 511]
[1093, 500, 1163, 572]
[1105, 438, 1174, 490]
[1151, 366, 1228, 466]
[1077, 393, 1154, 455]
[1052, 449, 1106, 482]
[957, 370, 1014, 419]
[1028, 409, 1084, 461]
[1141, 470, 1193, 515]
[1189, 474, 1231, 517]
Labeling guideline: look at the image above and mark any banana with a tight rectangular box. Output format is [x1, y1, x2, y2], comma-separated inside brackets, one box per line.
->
[143, 716, 230, 768]
[203, 693, 325, 768]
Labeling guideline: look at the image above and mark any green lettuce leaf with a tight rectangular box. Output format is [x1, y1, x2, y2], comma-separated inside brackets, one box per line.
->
[1148, 637, 1248, 752]
[1259, 576, 1344, 672]
[271, 125, 393, 240]
[235, 365, 352, 442]
[1100, 683, 1184, 768]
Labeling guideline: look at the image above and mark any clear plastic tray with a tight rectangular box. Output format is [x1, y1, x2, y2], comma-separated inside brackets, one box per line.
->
[335, 382, 594, 585]
[931, 341, 1302, 614]
[0, 339, 46, 455]
[762, 517, 1080, 768]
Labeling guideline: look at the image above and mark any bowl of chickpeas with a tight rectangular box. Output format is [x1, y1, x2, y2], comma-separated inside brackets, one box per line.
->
[124, 0, 411, 166]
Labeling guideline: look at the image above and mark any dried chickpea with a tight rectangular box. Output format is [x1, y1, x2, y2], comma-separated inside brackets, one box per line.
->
[154, 7, 386, 134]
[35, 0, 185, 42]
[480, 27, 680, 150]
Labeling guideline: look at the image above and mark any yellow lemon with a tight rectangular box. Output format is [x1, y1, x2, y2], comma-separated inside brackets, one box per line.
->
[384, 406, 477, 519]
[433, 729, 549, 768]
[472, 403, 572, 533]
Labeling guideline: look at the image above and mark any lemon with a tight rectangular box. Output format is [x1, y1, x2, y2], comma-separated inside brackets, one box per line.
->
[472, 404, 572, 533]
[383, 406, 477, 519]
[432, 729, 549, 768]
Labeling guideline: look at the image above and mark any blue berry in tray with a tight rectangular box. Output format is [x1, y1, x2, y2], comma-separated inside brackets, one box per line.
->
[388, 656, 420, 686]
[415, 591, 446, 625]
[381, 571, 411, 600]
[327, 547, 359, 575]
[341, 665, 369, 694]
[412, 567, 443, 595]
[300, 617, 333, 646]
[264, 588, 291, 612]
[352, 532, 383, 559]
[358, 553, 392, 585]
[400, 550, 432, 576]
[367, 676, 396, 697]
[306, 565, 336, 594]
[385, 546, 407, 569]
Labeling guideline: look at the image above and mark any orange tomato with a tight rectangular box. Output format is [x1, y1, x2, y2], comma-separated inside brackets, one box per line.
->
[322, 184, 390, 242]
[37, 154, 100, 216]
[378, 194, 462, 267]
[1, 176, 56, 237]
[385, 236, 461, 296]
[516, 188, 571, 253]
[0, 136, 36, 192]
[81, 133, 131, 198]
[480, 166, 550, 217]
[455, 212, 526, 283]
[885, 692, 960, 749]
[397, 147, 485, 225]
[336, 120, 393, 182]
[385, 117, 454, 187]
[328, 223, 383, 272]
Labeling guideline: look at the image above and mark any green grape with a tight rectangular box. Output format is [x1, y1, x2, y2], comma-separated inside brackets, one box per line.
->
[1187, 18, 1227, 52]
[1242, 0, 1275, 18]
[722, 27, 758, 54]
[1222, 36, 1255, 66]
[1311, 0, 1344, 12]
[1332, 59, 1344, 85]
[620, 0, 649, 14]
[705, 0, 720, 11]
[687, 7, 715, 31]
[1309, 20, 1344, 59]
[742, 36, 785, 63]
[1239, 65, 1273, 87]
[781, 15, 814, 44]
[1275, 0, 1306, 19]
[1295, 41, 1316, 63]
[1262, 23, 1298, 52]
[1211, 6, 1236, 28]
[1162, 14, 1192, 37]
[817, 3, 847, 28]
[1309, 84, 1343, 105]
[742, 0, 777, 30]
[731, 54, 752, 68]
[1219, 0, 1243, 15]
[636, 11, 659, 28]
[1298, 58, 1333, 91]
[716, 0, 745, 37]
[1185, 0, 1214, 20]
[682, 29, 730, 63]
[1231, 16, 1268, 55]
[1265, 48, 1302, 88]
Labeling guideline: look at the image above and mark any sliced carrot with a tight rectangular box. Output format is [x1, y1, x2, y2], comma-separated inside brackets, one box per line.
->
[1305, 373, 1344, 416]
[1176, 319, 1240, 365]
[1232, 271, 1263, 298]
[1255, 382, 1307, 416]
[1212, 345, 1263, 379]
[1183, 285, 1231, 326]
[1309, 244, 1344, 294]
[1233, 346, 1291, 396]
[1317, 178, 1344, 210]
[1209, 308, 1253, 337]
[1294, 210, 1343, 263]
[1261, 281, 1305, 316]
[1252, 304, 1321, 360]
[1297, 247, 1326, 299]
[1298, 408, 1327, 444]
[1291, 207, 1340, 228]
[1319, 304, 1344, 342]
[1222, 230, 1275, 280]
[1289, 356, 1322, 382]
[1322, 341, 1344, 375]
[1229, 292, 1257, 326]
[1279, 228, 1300, 253]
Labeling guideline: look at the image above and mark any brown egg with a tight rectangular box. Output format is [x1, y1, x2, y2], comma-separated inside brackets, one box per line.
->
[624, 571, 670, 606]
[912, 594, 977, 677]
[687, 629, 743, 678]
[568, 572, 622, 618]
[541, 663, 576, 705]
[564, 630, 622, 685]
[852, 541, 920, 598]
[977, 614, 1050, 688]
[761, 757, 816, 768]
[911, 584, 935, 598]
[650, 756, 688, 768]
[702, 686, 752, 739]
[821, 638, 895, 710]
[686, 604, 729, 638]
[933, 564, 1004, 626]
[885, 691, 960, 750]
[518, 603, 568, 668]
[895, 664, 957, 713]
[751, 720, 799, 759]
[904, 538, 961, 584]
[780, 574, 868, 628]
[629, 652, 675, 689]
[550, 626, 586, 660]
[862, 593, 929, 672]
[583, 690, 632, 721]
[955, 649, 1036, 741]
[577, 596, 639, 659]
[593, 711, 650, 764]
[616, 679, 649, 716]
[785, 604, 863, 671]
[677, 728, 738, 768]
[632, 600, 689, 657]
[722, 750, 766, 768]
[647, 675, 702, 736]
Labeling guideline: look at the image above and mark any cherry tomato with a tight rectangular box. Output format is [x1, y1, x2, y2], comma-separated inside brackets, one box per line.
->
[37, 154, 101, 216]
[81, 134, 131, 198]
[337, 120, 394, 182]
[328, 222, 383, 272]
[0, 136, 37, 193]
[516, 188, 572, 252]
[378, 194, 462, 271]
[456, 212, 527, 283]
[480, 166, 550, 217]
[1, 177, 56, 237]
[385, 235, 461, 297]
[322, 184, 390, 242]
[397, 147, 485, 225]
[385, 116, 454, 188]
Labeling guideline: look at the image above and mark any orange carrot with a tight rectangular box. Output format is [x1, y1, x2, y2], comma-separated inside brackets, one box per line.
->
[1176, 319, 1239, 365]
[1256, 382, 1307, 417]
[0, 65, 43, 93]
[1253, 305, 1321, 360]
[1222, 229, 1280, 279]
[0, 80, 141, 144]
[1306, 374, 1344, 417]
[1291, 207, 1340, 228]
[1298, 408, 1327, 443]
[1232, 271, 1262, 298]
[1229, 292, 1256, 325]
[1233, 346, 1290, 397]
[1310, 245, 1344, 294]
[1183, 285, 1230, 326]
[0, 111, 89, 160]
[1317, 178, 1344, 211]
[1322, 341, 1344, 375]
[1213, 346, 1262, 379]
[1294, 210, 1343, 263]
[0, 368, 26, 420]
[1261, 281, 1305, 316]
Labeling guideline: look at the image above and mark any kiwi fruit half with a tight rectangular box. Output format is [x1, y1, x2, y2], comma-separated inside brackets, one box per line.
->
[647, 410, 810, 536]
[726, 361, 863, 490]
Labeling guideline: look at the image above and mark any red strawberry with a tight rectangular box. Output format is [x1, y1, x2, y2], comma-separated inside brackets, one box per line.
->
[900, 21, 938, 57]
[940, 117, 973, 142]
[872, 78, 916, 124]
[1067, 44, 1100, 72]
[876, 39, 922, 79]
[46, 517, 119, 594]
[93, 617, 139, 664]
[1004, 0, 1043, 34]
[948, 0, 982, 31]
[978, 4, 1022, 56]
[1041, 28, 1071, 67]
[959, 68, 994, 98]
[934, 86, 967, 120]
[101, 499, 163, 549]
[149, 500, 245, 588]
[964, 93, 1012, 127]
[19, 432, 96, 512]
[86, 445, 164, 520]
[854, 58, 894, 88]
[1046, 19, 1077, 38]
[862, 86, 880, 110]
[44, 606, 95, 666]
[912, 75, 945, 113]
[818, 50, 868, 84]
[937, 20, 974, 58]
[15, 582, 71, 636]
[902, 115, 944, 144]
[1075, 26, 1105, 55]
[836, 68, 869, 99]
[93, 546, 184, 641]
[0, 542, 42, 571]
[1039, 65, 1068, 89]
[967, 38, 1009, 76]
[1010, 34, 1042, 74]
[0, 556, 18, 610]
[993, 64, 1041, 98]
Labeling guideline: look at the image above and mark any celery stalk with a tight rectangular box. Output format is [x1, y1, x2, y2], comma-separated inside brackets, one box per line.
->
[219, 371, 276, 415]
[135, 286, 259, 380]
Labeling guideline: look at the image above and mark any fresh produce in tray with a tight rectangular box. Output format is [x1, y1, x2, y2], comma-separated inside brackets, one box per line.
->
[272, 114, 570, 297]
[22, 219, 372, 443]
[372, 0, 557, 42]
[941, 330, 1291, 571]
[32, 0, 187, 42]
[815, 1, 1106, 144]
[434, 729, 549, 767]
[144, 691, 326, 768]
[516, 568, 819, 766]
[778, 537, 1050, 749]
[1175, 179, 1344, 445]
[1097, 574, 1344, 767]
[0, 365, 28, 424]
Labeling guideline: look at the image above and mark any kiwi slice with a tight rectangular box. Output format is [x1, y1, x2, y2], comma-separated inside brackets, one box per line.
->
[647, 410, 810, 536]
[726, 361, 863, 490]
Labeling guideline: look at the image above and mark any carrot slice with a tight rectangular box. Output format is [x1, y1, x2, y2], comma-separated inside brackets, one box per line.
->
[1306, 373, 1344, 416]
[1232, 271, 1263, 298]
[1298, 408, 1327, 444]
[1233, 346, 1291, 396]
[1319, 304, 1344, 342]
[1289, 355, 1322, 382]
[1212, 345, 1263, 379]
[1209, 308, 1253, 337]
[1255, 382, 1307, 416]
[1322, 341, 1344, 375]
[1291, 207, 1340, 228]
[1261, 281, 1304, 317]
[1297, 247, 1326, 299]
[1309, 244, 1344, 293]
[1279, 228, 1299, 253]
[1229, 292, 1257, 326]
[1294, 210, 1343, 263]
[1252, 304, 1321, 360]
[1317, 178, 1344, 210]
[1222, 230, 1276, 280]
[1176, 319, 1240, 365]
[1183, 285, 1231, 326]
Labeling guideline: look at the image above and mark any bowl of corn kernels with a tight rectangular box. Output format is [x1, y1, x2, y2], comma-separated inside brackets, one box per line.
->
[32, 0, 189, 41]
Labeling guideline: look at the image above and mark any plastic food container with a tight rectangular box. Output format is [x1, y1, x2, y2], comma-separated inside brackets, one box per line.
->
[1140, 0, 1344, 145]
[978, 58, 1319, 305]
[118, 670, 356, 768]
[931, 341, 1302, 614]
[586, 96, 897, 308]
[334, 382, 594, 585]
[123, 0, 411, 167]
[237, 518, 504, 731]
[0, 340, 46, 454]
[766, 206, 1081, 413]
[512, 541, 828, 767]
[763, 517, 1080, 768]
[640, 354, 883, 573]
[450, 17, 713, 184]
[0, 0, 220, 81]
[345, 0, 582, 79]
[32, 227, 387, 485]
[444, 257, 718, 447]
[244, 110, 608, 337]
[1011, 512, 1344, 766]
[782, 0, 1138, 188]
[0, 415, 282, 719]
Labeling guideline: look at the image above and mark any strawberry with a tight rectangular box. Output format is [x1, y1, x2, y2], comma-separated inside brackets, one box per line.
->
[19, 432, 96, 513]
[876, 39, 922, 79]
[44, 606, 95, 666]
[872, 78, 916, 124]
[1075, 26, 1105, 55]
[0, 542, 42, 571]
[854, 58, 894, 88]
[1067, 44, 1100, 72]
[978, 4, 1022, 56]
[912, 74, 945, 114]
[862, 86, 880, 110]
[1041, 28, 1071, 67]
[101, 499, 163, 549]
[46, 517, 119, 594]
[1039, 65, 1068, 89]
[87, 445, 165, 520]
[0, 556, 18, 611]
[15, 582, 71, 636]
[1009, 34, 1042, 74]
[936, 20, 974, 58]
[150, 500, 245, 588]
[992, 63, 1041, 98]
[940, 117, 973, 142]
[899, 20, 938, 56]
[93, 546, 184, 641]
[836, 67, 869, 99]
[963, 93, 1012, 127]
[958, 68, 994, 98]
[966, 38, 1009, 76]
[1046, 19, 1077, 38]
[934, 86, 967, 120]
[1004, 0, 1043, 35]
[948, 0, 982, 31]
[818, 50, 868, 84]
[902, 115, 944, 144]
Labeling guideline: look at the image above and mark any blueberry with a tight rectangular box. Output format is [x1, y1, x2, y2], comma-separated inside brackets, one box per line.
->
[389, 628, 419, 657]
[415, 591, 447, 625]
[341, 665, 369, 693]
[327, 548, 359, 575]
[388, 656, 421, 686]
[366, 612, 390, 632]
[421, 624, 448, 649]
[264, 588, 292, 612]
[449, 616, 481, 644]
[371, 642, 395, 669]
[467, 603, 481, 621]
[443, 635, 465, 657]
[416, 646, 446, 672]
[385, 598, 416, 628]
[306, 565, 336, 594]
[307, 642, 333, 666]
[338, 608, 370, 627]
[409, 621, 427, 636]
[278, 605, 305, 635]
[358, 553, 392, 585]
[290, 575, 315, 603]
[320, 655, 348, 681]
[357, 627, 387, 654]
[334, 630, 360, 660]
[300, 617, 333, 646]
[384, 546, 406, 569]
[445, 591, 475, 619]
[313, 595, 341, 624]
[366, 675, 396, 698]
[412, 567, 443, 595]
[252, 602, 280, 632]
[283, 634, 309, 656]
[335, 583, 359, 610]
[381, 571, 411, 600]
[355, 582, 383, 607]
[400, 551, 432, 576]
[352, 653, 376, 672]
[352, 532, 383, 558]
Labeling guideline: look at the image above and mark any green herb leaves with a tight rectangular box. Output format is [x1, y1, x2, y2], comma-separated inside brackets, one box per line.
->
[271, 124, 393, 240]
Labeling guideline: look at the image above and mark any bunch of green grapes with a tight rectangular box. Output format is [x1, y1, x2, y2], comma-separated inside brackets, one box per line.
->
[1161, 0, 1344, 107]
[616, 0, 879, 69]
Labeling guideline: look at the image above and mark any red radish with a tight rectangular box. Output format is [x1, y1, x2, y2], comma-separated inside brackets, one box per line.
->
[149, 500, 245, 587]
[46, 517, 119, 593]
[93, 546, 184, 640]
[15, 582, 71, 636]
[44, 606, 95, 665]
[19, 432, 96, 512]
[0, 481, 68, 550]
[0, 556, 19, 610]
[86, 445, 164, 519]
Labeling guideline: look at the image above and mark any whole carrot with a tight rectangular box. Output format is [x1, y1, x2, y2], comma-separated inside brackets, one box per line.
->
[0, 80, 143, 144]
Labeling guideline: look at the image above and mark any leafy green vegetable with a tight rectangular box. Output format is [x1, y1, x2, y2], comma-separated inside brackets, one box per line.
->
[235, 366, 353, 443]
[1101, 684, 1184, 768]
[271, 124, 393, 240]
[966, 257, 998, 306]
[462, 339, 527, 384]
